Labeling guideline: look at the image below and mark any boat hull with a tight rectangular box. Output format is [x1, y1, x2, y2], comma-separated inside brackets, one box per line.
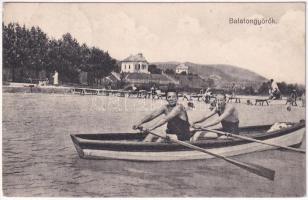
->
[71, 122, 305, 161]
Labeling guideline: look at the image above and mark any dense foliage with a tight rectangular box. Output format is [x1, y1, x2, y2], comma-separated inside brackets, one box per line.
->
[3, 23, 117, 84]
[164, 68, 175, 75]
[148, 64, 162, 74]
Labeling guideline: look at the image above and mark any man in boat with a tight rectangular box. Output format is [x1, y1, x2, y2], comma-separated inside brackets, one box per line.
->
[191, 93, 239, 142]
[268, 79, 281, 100]
[132, 89, 191, 142]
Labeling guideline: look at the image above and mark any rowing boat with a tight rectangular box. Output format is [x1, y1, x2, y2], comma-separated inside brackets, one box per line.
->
[71, 120, 305, 161]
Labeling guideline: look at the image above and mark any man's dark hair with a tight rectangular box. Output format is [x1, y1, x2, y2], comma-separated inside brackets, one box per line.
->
[166, 89, 178, 97]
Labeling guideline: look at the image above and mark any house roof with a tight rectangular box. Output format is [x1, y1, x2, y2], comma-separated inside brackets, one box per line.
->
[102, 73, 120, 83]
[176, 63, 189, 69]
[122, 53, 148, 63]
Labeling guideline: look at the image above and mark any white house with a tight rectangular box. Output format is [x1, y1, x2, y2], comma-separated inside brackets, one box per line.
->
[175, 63, 189, 74]
[121, 53, 149, 73]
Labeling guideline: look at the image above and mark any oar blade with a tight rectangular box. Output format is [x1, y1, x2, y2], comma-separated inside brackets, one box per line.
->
[149, 131, 276, 180]
[225, 158, 275, 181]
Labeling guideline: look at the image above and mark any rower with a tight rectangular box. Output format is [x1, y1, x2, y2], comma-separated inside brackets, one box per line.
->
[191, 93, 239, 142]
[132, 89, 191, 142]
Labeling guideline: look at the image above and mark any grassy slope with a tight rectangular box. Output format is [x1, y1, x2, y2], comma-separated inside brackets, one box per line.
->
[152, 62, 267, 83]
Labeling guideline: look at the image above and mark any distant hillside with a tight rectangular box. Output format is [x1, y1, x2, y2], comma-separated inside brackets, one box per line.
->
[152, 62, 267, 83]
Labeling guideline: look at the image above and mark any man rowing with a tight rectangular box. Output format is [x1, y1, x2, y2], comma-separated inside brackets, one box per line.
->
[132, 89, 191, 142]
[191, 93, 239, 142]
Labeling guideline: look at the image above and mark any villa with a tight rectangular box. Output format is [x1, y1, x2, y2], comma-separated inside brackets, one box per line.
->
[121, 53, 149, 74]
[175, 63, 189, 74]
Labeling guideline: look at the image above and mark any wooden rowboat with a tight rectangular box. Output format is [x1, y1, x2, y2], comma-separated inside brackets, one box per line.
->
[71, 121, 305, 161]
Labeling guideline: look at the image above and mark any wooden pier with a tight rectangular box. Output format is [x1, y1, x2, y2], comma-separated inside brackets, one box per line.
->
[70, 88, 163, 99]
[227, 96, 241, 103]
[255, 99, 270, 106]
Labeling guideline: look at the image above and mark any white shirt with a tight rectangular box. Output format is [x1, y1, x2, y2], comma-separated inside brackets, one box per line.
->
[53, 72, 59, 85]
[271, 81, 279, 92]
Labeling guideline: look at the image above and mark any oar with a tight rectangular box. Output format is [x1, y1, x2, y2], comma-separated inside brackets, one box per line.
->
[146, 131, 275, 181]
[198, 128, 305, 154]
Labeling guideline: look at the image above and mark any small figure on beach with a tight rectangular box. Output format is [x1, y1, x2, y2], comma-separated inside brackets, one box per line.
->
[231, 83, 237, 98]
[132, 85, 137, 92]
[132, 89, 191, 142]
[191, 93, 239, 142]
[151, 85, 157, 98]
[246, 99, 253, 105]
[301, 92, 305, 107]
[52, 70, 59, 86]
[203, 87, 213, 103]
[286, 89, 298, 107]
[268, 79, 281, 100]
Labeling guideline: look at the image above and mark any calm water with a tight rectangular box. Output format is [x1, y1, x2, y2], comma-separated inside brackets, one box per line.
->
[2, 93, 306, 197]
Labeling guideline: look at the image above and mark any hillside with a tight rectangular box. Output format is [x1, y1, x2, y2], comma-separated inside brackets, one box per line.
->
[152, 62, 267, 83]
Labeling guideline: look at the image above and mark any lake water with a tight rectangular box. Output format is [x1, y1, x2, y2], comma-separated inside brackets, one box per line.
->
[2, 93, 306, 197]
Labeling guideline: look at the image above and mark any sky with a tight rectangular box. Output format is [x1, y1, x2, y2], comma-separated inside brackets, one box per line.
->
[3, 3, 306, 84]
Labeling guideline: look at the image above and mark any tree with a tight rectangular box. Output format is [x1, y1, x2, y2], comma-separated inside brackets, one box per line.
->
[3, 23, 18, 81]
[53, 33, 81, 83]
[2, 23, 118, 84]
[27, 26, 49, 79]
[257, 82, 269, 95]
[167, 83, 176, 91]
[113, 62, 121, 73]
[164, 68, 175, 75]
[148, 64, 162, 74]
[116, 72, 126, 89]
[244, 86, 255, 95]
[86, 47, 116, 85]
[3, 23, 50, 81]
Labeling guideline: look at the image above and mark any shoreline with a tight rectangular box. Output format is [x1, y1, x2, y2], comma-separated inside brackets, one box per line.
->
[3, 84, 73, 94]
[2, 83, 300, 107]
[2, 84, 287, 99]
